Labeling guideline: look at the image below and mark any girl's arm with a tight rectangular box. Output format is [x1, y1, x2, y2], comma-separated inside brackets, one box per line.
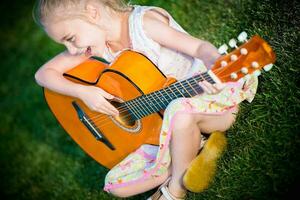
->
[142, 10, 220, 69]
[35, 50, 89, 98]
[35, 51, 119, 116]
[142, 9, 224, 94]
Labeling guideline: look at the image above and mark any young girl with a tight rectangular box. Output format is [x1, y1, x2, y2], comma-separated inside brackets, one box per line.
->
[33, 0, 258, 199]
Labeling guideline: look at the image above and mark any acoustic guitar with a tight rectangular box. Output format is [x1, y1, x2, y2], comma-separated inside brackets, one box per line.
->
[44, 32, 276, 169]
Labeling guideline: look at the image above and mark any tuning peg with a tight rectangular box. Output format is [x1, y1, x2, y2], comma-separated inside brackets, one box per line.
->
[240, 48, 248, 55]
[221, 61, 228, 67]
[230, 54, 238, 61]
[263, 63, 273, 72]
[218, 44, 229, 55]
[229, 39, 238, 48]
[251, 61, 259, 69]
[238, 31, 248, 42]
[230, 72, 238, 80]
[241, 67, 249, 74]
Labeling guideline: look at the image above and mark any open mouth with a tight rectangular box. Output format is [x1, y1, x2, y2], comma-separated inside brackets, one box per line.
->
[85, 46, 92, 56]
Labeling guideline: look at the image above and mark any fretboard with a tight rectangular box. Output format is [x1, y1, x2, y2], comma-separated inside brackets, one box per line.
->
[124, 71, 215, 120]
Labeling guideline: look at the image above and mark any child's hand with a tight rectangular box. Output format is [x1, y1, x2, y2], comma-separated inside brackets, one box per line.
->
[76, 85, 119, 116]
[198, 81, 225, 95]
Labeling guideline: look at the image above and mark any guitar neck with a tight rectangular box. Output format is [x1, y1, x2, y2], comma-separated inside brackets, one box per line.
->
[124, 71, 215, 120]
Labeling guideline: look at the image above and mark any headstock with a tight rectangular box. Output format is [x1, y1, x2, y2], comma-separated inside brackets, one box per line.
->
[211, 32, 276, 83]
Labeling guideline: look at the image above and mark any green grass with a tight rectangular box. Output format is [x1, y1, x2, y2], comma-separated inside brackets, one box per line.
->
[0, 0, 299, 199]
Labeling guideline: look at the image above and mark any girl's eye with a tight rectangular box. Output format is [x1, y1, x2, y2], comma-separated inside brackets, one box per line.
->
[67, 36, 75, 42]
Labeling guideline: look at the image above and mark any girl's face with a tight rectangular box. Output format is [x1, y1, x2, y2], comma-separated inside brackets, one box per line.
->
[45, 17, 107, 57]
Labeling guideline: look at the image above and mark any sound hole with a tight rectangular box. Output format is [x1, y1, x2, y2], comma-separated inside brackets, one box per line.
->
[110, 100, 136, 127]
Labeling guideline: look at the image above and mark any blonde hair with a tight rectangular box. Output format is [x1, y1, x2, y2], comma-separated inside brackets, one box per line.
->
[33, 0, 131, 27]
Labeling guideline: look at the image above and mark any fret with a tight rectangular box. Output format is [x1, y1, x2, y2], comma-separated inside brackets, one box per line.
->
[157, 90, 169, 105]
[194, 72, 215, 84]
[170, 82, 188, 97]
[127, 99, 146, 118]
[165, 85, 178, 99]
[150, 90, 169, 111]
[140, 97, 154, 116]
[190, 78, 204, 94]
[152, 89, 173, 111]
[193, 74, 204, 82]
[135, 96, 156, 117]
[153, 91, 168, 108]
[123, 101, 139, 120]
[160, 88, 173, 102]
[132, 96, 148, 117]
[144, 100, 157, 115]
[176, 79, 197, 97]
[142, 94, 160, 112]
[186, 79, 198, 95]
[204, 72, 215, 84]
[179, 80, 193, 97]
[169, 84, 184, 98]
[173, 82, 187, 97]
[175, 78, 201, 97]
[125, 72, 214, 119]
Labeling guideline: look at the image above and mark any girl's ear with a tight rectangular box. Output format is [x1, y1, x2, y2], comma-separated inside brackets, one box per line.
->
[85, 3, 100, 22]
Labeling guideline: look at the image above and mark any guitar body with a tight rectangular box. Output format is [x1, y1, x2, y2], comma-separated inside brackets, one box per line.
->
[44, 51, 173, 169]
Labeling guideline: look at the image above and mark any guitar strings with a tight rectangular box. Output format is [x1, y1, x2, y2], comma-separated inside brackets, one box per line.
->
[94, 79, 199, 122]
[87, 71, 211, 121]
[87, 72, 214, 126]
[87, 66, 244, 129]
[89, 71, 216, 126]
[88, 64, 250, 128]
[91, 82, 200, 128]
[87, 62, 232, 122]
[83, 61, 250, 128]
[87, 78, 202, 124]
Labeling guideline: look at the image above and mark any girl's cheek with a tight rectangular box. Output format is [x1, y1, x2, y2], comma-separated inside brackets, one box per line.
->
[96, 47, 104, 56]
[74, 39, 83, 48]
[94, 45, 105, 57]
[74, 36, 88, 48]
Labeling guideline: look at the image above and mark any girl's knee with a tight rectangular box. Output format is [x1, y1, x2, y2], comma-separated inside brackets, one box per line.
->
[224, 111, 237, 130]
[173, 113, 197, 131]
[198, 108, 238, 133]
[218, 115, 236, 132]
[222, 107, 238, 131]
[108, 188, 133, 198]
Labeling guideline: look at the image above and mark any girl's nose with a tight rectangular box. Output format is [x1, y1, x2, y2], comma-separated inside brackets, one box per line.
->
[66, 44, 77, 55]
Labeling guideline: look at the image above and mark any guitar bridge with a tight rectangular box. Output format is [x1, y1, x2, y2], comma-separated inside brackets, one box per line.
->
[72, 101, 115, 150]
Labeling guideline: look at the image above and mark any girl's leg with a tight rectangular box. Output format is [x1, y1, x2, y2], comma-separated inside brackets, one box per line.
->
[109, 167, 171, 198]
[109, 107, 238, 198]
[196, 106, 238, 134]
[168, 107, 238, 198]
[167, 113, 202, 198]
[108, 113, 200, 198]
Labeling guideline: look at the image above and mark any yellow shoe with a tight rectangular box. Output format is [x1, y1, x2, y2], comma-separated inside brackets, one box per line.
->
[183, 131, 227, 193]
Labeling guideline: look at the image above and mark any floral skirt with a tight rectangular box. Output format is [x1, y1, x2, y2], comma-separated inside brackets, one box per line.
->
[104, 74, 258, 192]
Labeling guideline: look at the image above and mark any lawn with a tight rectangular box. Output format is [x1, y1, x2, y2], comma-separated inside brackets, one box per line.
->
[0, 0, 299, 199]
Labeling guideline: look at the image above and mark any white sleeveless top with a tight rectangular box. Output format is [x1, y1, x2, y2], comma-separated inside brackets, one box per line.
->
[102, 5, 207, 80]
